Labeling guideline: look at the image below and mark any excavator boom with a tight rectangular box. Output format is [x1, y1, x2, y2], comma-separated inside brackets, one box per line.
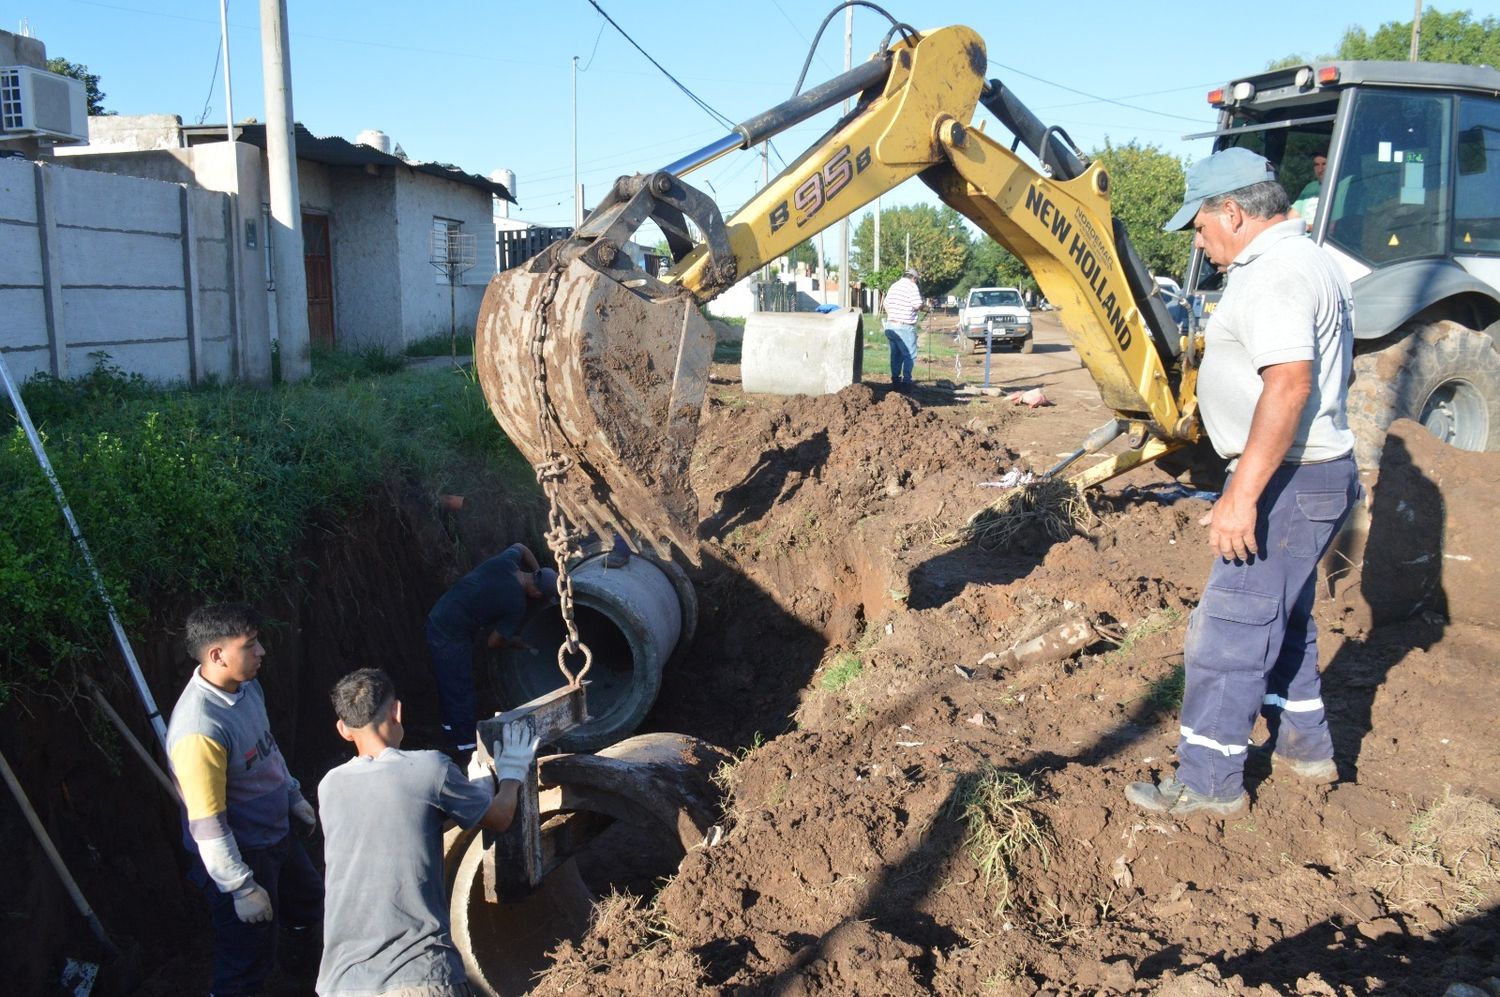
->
[475, 22, 1200, 564]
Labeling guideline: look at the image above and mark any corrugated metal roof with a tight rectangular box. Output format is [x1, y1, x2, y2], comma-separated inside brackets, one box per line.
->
[183, 123, 514, 202]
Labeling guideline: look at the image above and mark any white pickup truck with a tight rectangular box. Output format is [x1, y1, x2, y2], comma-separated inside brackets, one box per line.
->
[958, 286, 1033, 353]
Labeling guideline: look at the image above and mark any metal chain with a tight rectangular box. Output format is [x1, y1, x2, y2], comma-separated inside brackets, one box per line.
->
[527, 260, 593, 687]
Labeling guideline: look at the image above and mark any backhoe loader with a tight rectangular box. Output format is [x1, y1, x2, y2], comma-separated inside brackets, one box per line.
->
[475, 19, 1198, 571]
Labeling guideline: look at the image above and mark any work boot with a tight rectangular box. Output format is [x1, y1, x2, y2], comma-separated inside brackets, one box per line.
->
[1125, 777, 1246, 817]
[1249, 746, 1338, 783]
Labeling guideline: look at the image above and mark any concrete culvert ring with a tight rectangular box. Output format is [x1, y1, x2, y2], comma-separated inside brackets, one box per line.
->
[493, 551, 692, 752]
[446, 733, 728, 996]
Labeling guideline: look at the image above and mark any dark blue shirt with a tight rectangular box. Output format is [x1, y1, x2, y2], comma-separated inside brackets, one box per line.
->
[427, 547, 527, 641]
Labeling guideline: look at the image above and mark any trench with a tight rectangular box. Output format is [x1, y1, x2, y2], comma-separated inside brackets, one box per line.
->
[5, 481, 843, 995]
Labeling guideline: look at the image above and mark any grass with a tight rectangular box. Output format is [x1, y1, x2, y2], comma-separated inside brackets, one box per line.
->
[1360, 788, 1500, 919]
[404, 331, 476, 357]
[819, 653, 864, 692]
[709, 731, 764, 814]
[1145, 663, 1186, 710]
[1, 351, 537, 702]
[948, 766, 1051, 914]
[938, 477, 1095, 551]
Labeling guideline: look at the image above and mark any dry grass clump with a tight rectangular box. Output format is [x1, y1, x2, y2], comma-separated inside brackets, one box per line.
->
[948, 766, 1052, 913]
[1358, 788, 1500, 919]
[939, 478, 1095, 550]
[534, 888, 695, 993]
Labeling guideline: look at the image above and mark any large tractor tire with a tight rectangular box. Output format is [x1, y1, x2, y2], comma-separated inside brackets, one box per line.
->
[1346, 320, 1500, 471]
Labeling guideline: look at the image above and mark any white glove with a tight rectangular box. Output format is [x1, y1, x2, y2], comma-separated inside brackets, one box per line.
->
[291, 799, 317, 833]
[466, 748, 493, 784]
[231, 882, 273, 923]
[493, 721, 540, 785]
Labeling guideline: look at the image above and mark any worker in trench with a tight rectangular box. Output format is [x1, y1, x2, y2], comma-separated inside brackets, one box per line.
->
[165, 602, 324, 996]
[424, 542, 558, 759]
[1126, 148, 1359, 817]
[315, 667, 537, 997]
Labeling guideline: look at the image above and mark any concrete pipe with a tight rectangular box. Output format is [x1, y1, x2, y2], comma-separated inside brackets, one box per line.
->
[741, 308, 864, 396]
[495, 550, 695, 752]
[446, 733, 729, 996]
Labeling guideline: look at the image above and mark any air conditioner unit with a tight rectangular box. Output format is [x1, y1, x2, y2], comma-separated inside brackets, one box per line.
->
[0, 66, 88, 143]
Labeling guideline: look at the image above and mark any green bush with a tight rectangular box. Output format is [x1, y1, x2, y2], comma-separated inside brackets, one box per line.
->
[0, 354, 536, 703]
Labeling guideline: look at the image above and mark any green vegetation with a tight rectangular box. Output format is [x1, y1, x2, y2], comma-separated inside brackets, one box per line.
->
[1270, 6, 1500, 68]
[404, 332, 476, 357]
[1145, 662, 1186, 710]
[818, 653, 863, 692]
[0, 352, 536, 702]
[949, 766, 1051, 913]
[46, 58, 108, 116]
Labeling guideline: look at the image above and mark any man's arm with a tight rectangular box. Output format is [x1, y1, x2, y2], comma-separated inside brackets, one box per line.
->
[509, 543, 540, 573]
[471, 722, 540, 833]
[1205, 360, 1313, 561]
[169, 733, 274, 922]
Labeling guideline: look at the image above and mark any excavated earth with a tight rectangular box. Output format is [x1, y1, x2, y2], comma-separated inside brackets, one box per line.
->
[11, 321, 1497, 996]
[536, 358, 1500, 995]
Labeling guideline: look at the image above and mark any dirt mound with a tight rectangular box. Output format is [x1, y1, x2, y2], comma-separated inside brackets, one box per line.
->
[1327, 418, 1500, 631]
[552, 383, 1500, 995]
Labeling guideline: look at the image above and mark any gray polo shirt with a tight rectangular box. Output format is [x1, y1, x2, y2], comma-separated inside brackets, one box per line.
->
[315, 748, 494, 997]
[1197, 218, 1355, 463]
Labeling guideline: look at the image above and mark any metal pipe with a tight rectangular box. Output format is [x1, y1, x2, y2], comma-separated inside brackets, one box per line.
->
[0, 351, 169, 750]
[979, 79, 1087, 181]
[660, 56, 891, 178]
[0, 747, 119, 956]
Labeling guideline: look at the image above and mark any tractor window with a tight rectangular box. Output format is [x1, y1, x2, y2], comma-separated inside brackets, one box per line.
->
[1454, 96, 1500, 254]
[1326, 90, 1451, 266]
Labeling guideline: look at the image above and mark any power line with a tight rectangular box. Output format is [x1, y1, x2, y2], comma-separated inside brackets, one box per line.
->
[196, 38, 222, 126]
[582, 0, 736, 131]
[989, 60, 1207, 124]
[577, 21, 607, 72]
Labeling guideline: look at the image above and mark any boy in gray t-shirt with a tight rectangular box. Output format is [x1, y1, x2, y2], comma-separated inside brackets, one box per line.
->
[316, 668, 537, 997]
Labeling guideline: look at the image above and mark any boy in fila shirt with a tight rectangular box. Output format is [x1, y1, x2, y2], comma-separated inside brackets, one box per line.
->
[166, 603, 323, 995]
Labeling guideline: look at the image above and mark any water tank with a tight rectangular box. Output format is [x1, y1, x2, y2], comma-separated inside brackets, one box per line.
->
[491, 168, 516, 200]
[355, 129, 391, 154]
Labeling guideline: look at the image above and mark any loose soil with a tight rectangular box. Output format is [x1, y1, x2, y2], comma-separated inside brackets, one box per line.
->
[542, 313, 1500, 995]
[7, 313, 1498, 995]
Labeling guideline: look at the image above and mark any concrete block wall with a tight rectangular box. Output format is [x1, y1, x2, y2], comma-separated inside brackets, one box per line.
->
[394, 169, 496, 343]
[0, 158, 249, 385]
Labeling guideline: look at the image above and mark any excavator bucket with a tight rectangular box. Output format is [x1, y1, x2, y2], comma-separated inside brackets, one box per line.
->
[475, 254, 716, 562]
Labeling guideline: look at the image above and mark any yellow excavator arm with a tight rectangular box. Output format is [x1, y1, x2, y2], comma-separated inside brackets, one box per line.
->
[475, 22, 1200, 562]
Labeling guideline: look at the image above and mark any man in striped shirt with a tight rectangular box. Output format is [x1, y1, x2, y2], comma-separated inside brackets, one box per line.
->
[882, 267, 924, 390]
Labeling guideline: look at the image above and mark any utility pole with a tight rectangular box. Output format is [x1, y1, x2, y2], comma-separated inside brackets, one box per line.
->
[1409, 0, 1423, 61]
[838, 6, 853, 308]
[260, 0, 310, 381]
[572, 55, 582, 229]
[218, 0, 246, 379]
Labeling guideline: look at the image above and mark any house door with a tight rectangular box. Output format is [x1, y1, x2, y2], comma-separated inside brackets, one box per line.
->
[302, 212, 334, 347]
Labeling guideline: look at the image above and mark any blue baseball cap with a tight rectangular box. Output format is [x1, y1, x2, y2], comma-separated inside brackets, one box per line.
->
[1163, 148, 1279, 232]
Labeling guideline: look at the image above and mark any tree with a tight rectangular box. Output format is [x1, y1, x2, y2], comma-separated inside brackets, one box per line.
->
[956, 239, 1036, 298]
[1337, 7, 1500, 64]
[851, 204, 969, 295]
[785, 239, 818, 271]
[1088, 140, 1193, 281]
[45, 58, 108, 116]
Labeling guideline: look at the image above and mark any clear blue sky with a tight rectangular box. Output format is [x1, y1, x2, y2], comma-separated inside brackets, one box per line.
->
[21, 0, 1500, 238]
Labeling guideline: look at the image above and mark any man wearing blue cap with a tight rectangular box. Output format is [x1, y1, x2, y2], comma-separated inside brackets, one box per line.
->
[1126, 147, 1359, 817]
[425, 542, 558, 758]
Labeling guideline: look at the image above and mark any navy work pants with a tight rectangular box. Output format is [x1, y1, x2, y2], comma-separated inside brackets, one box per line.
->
[189, 832, 324, 996]
[1177, 455, 1359, 799]
[427, 618, 478, 750]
